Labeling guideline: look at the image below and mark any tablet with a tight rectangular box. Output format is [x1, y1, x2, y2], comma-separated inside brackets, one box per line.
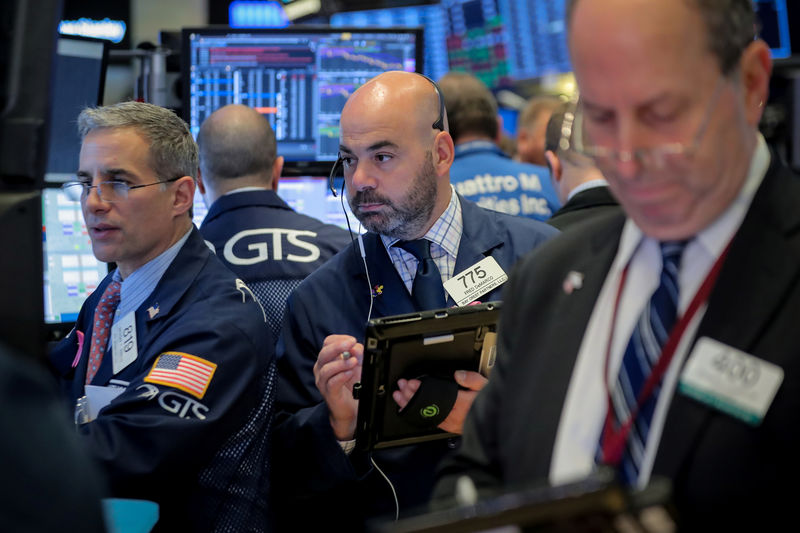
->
[354, 301, 502, 451]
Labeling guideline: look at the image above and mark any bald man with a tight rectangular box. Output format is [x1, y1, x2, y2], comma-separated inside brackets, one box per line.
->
[272, 71, 556, 529]
[197, 104, 351, 343]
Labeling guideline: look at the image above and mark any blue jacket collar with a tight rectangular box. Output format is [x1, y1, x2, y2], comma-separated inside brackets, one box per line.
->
[203, 189, 292, 226]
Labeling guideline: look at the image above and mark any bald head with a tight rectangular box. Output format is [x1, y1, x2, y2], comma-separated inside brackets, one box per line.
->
[341, 71, 448, 141]
[197, 104, 281, 192]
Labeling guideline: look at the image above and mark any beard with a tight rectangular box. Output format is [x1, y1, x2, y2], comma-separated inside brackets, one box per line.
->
[348, 152, 438, 240]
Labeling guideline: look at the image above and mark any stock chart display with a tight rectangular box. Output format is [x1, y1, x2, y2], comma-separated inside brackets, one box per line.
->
[185, 29, 421, 162]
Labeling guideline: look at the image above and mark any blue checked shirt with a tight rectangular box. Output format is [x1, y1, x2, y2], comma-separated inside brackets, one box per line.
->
[381, 186, 462, 295]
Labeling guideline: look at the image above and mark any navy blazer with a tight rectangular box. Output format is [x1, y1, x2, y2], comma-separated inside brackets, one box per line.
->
[272, 195, 557, 530]
[435, 156, 800, 531]
[50, 227, 273, 532]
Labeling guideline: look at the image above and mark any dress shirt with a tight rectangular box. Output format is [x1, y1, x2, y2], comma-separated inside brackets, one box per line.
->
[113, 227, 193, 326]
[549, 135, 770, 488]
[566, 179, 608, 202]
[381, 185, 462, 295]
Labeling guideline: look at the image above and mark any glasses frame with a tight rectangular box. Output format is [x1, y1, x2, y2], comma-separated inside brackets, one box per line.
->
[61, 176, 182, 203]
[573, 78, 726, 170]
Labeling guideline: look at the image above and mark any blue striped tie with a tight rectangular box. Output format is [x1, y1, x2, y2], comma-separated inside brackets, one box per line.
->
[605, 240, 686, 485]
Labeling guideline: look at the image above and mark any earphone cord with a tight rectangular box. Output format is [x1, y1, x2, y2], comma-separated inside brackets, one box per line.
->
[339, 180, 374, 323]
[370, 453, 400, 521]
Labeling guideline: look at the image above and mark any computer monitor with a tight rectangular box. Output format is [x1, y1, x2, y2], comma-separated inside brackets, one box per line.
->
[754, 0, 792, 60]
[42, 187, 109, 338]
[45, 34, 108, 183]
[191, 175, 362, 232]
[440, 0, 571, 89]
[330, 4, 449, 82]
[182, 26, 424, 174]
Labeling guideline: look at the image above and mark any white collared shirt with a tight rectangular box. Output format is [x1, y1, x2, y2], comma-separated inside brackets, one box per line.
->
[549, 135, 770, 488]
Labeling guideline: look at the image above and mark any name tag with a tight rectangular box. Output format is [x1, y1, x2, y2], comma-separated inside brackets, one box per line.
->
[112, 311, 138, 375]
[678, 337, 783, 426]
[444, 256, 507, 306]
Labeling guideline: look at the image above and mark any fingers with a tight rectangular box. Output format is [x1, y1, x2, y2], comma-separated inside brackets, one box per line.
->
[454, 370, 489, 391]
[392, 378, 421, 410]
[438, 388, 479, 435]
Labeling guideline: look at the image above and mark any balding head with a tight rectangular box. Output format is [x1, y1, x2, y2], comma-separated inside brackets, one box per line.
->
[338, 71, 455, 240]
[341, 71, 448, 142]
[197, 104, 283, 201]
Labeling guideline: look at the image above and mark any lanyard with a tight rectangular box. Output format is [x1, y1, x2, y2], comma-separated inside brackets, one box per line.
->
[598, 242, 731, 466]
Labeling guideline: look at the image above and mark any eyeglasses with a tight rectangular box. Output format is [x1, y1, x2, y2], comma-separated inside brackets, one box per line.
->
[61, 176, 181, 203]
[573, 78, 726, 171]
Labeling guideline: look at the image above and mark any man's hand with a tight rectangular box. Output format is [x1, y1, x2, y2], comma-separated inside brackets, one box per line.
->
[393, 370, 488, 434]
[314, 335, 364, 441]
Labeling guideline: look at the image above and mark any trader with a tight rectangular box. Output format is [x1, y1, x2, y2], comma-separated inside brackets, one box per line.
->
[543, 101, 619, 229]
[435, 0, 800, 529]
[440, 71, 560, 221]
[273, 71, 557, 530]
[49, 101, 273, 532]
[197, 104, 351, 342]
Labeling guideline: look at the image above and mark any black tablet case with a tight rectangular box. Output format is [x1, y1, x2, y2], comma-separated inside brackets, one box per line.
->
[355, 301, 502, 451]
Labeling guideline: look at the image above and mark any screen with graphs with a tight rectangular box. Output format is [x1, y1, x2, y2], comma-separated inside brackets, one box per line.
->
[329, 1, 571, 89]
[42, 188, 108, 325]
[183, 27, 423, 163]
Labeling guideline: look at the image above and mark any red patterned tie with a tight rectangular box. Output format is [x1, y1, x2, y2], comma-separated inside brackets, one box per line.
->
[85, 280, 121, 384]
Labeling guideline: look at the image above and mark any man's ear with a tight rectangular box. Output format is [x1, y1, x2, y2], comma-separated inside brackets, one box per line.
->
[495, 115, 504, 144]
[544, 150, 562, 183]
[271, 156, 284, 193]
[740, 39, 773, 127]
[432, 131, 455, 177]
[173, 176, 195, 217]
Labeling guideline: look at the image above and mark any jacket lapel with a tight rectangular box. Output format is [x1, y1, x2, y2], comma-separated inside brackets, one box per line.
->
[653, 159, 800, 477]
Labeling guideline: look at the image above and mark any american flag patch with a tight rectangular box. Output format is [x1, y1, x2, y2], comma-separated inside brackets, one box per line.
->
[144, 352, 217, 399]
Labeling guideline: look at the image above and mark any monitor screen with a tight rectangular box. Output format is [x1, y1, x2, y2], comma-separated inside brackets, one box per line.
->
[754, 0, 792, 59]
[332, 1, 572, 90]
[182, 26, 424, 168]
[330, 4, 449, 82]
[191, 176, 362, 231]
[42, 188, 108, 327]
[45, 35, 108, 183]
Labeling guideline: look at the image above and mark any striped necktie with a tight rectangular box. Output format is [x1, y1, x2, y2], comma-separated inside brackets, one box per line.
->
[605, 240, 687, 484]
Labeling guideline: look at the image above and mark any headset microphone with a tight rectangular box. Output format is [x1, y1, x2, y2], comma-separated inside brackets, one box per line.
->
[329, 157, 343, 196]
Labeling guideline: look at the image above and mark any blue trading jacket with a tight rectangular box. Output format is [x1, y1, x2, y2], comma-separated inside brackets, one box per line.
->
[49, 227, 274, 532]
[450, 140, 561, 221]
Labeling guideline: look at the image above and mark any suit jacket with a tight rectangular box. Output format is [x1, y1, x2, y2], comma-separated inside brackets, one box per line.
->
[435, 158, 800, 530]
[49, 228, 274, 532]
[272, 196, 558, 530]
[200, 189, 351, 342]
[547, 185, 620, 230]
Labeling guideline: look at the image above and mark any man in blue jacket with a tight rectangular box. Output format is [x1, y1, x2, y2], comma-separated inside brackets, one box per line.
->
[197, 104, 352, 342]
[273, 71, 557, 530]
[49, 101, 273, 532]
[439, 71, 561, 221]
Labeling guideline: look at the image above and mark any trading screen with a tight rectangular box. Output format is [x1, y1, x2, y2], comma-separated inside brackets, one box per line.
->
[184, 28, 422, 162]
[42, 188, 108, 324]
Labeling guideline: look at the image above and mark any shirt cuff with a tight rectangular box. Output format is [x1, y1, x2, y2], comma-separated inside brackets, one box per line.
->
[338, 439, 356, 455]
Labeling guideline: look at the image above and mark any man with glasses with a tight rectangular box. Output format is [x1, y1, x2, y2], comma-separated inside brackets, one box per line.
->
[272, 71, 556, 529]
[49, 101, 273, 531]
[435, 0, 800, 528]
